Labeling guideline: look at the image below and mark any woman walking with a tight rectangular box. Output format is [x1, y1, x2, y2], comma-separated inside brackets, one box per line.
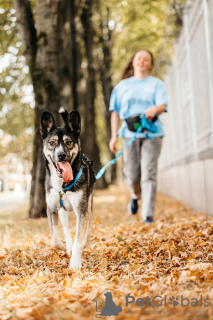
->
[109, 49, 168, 223]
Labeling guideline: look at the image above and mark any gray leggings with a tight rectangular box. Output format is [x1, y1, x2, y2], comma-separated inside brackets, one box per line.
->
[123, 137, 163, 218]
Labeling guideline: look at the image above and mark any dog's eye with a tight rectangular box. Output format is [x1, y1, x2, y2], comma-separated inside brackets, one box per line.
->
[66, 141, 73, 146]
[49, 141, 55, 146]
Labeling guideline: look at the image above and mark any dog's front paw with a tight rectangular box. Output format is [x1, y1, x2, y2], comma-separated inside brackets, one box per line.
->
[66, 240, 73, 256]
[51, 240, 66, 251]
[69, 256, 82, 269]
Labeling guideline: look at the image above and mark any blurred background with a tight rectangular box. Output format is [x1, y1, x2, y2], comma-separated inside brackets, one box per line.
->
[0, 0, 212, 217]
[158, 0, 213, 215]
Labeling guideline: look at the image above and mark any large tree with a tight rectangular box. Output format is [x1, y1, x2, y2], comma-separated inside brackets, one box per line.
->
[96, 4, 116, 183]
[13, 0, 105, 218]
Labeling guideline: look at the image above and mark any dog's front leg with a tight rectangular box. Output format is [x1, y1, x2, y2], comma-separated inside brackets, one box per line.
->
[58, 207, 73, 255]
[69, 194, 92, 269]
[47, 208, 65, 250]
[70, 213, 90, 269]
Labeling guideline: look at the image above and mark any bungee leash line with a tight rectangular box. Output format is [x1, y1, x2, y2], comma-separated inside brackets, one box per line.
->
[95, 114, 158, 180]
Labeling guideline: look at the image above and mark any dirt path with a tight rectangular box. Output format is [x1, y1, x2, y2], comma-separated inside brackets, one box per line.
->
[0, 185, 213, 319]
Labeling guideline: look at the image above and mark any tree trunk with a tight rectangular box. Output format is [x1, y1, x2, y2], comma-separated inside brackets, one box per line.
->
[81, 0, 107, 188]
[98, 8, 116, 183]
[31, 0, 62, 217]
[14, 0, 80, 217]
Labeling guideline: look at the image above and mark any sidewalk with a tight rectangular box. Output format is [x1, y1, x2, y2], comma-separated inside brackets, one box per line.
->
[0, 191, 28, 211]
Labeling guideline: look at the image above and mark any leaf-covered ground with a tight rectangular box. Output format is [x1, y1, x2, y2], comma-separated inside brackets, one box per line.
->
[0, 185, 213, 319]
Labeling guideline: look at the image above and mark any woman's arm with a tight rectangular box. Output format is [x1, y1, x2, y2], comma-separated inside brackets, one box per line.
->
[144, 104, 166, 120]
[109, 111, 120, 153]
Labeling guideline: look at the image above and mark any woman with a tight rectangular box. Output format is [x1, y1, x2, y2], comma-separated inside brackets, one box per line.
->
[109, 49, 168, 223]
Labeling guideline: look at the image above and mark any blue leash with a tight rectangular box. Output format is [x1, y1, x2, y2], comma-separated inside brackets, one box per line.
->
[95, 114, 158, 180]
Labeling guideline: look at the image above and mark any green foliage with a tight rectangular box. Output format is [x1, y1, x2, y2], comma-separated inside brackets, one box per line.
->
[0, 0, 33, 171]
[0, 0, 17, 54]
[0, 0, 187, 173]
[108, 0, 187, 83]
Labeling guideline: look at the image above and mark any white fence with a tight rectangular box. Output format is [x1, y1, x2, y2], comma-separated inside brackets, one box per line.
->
[158, 0, 213, 214]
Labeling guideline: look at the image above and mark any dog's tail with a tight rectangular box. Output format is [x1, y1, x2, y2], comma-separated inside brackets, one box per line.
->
[59, 107, 68, 123]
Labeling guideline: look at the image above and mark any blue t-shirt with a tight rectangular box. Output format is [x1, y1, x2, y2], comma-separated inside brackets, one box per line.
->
[109, 76, 168, 138]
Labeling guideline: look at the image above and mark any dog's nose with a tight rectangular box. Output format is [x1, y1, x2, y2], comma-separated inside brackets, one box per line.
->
[57, 153, 66, 161]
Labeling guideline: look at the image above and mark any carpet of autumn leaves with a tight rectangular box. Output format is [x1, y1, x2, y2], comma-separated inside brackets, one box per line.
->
[0, 185, 213, 320]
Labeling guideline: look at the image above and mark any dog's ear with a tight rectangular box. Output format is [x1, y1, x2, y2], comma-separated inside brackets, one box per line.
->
[66, 111, 81, 139]
[40, 112, 56, 139]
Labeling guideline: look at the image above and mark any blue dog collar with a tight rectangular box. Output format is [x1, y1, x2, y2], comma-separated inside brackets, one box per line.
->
[58, 164, 84, 207]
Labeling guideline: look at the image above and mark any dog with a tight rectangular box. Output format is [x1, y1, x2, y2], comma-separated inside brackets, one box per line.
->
[40, 110, 96, 269]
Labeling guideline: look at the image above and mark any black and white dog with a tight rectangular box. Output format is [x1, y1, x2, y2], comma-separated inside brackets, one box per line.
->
[40, 110, 96, 269]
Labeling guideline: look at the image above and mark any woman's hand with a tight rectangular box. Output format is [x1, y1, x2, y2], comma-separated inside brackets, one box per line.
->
[109, 112, 119, 153]
[144, 106, 157, 120]
[109, 137, 118, 153]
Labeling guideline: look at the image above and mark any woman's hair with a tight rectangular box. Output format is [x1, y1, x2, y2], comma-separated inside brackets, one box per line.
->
[121, 49, 154, 80]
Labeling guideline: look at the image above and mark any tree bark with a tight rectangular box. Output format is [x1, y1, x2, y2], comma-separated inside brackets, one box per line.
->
[33, 0, 63, 217]
[98, 8, 116, 183]
[12, 0, 36, 72]
[14, 0, 72, 217]
[81, 0, 106, 188]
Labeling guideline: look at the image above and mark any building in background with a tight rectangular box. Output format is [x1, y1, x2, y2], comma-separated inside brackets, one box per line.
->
[158, 0, 213, 214]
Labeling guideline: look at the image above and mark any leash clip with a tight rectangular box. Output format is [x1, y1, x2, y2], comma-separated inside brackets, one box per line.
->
[59, 190, 64, 207]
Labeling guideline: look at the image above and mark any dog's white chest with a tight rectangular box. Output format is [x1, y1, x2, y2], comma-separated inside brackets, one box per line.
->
[63, 190, 83, 212]
[51, 170, 63, 190]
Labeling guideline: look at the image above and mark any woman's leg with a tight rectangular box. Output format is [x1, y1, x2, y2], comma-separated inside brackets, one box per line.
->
[123, 138, 141, 199]
[141, 137, 163, 219]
